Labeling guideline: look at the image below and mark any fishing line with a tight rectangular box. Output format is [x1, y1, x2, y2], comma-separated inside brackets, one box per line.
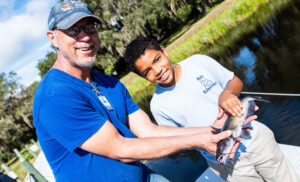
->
[219, 151, 261, 156]
[241, 91, 300, 97]
[218, 151, 262, 175]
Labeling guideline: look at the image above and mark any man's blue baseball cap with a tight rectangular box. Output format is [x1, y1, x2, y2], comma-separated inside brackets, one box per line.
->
[48, 0, 101, 30]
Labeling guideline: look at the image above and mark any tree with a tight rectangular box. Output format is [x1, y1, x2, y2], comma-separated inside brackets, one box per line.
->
[80, 0, 223, 77]
[0, 72, 20, 118]
[37, 51, 56, 78]
[0, 72, 36, 162]
[37, 0, 224, 77]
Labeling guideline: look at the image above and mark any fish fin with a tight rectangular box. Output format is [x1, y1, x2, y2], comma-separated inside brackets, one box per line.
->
[240, 129, 251, 138]
[246, 100, 257, 117]
[252, 96, 271, 103]
[211, 126, 222, 133]
[246, 96, 270, 118]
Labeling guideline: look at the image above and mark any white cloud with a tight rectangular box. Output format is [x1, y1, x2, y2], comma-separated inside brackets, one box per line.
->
[0, 0, 57, 87]
[16, 58, 41, 87]
[0, 0, 14, 20]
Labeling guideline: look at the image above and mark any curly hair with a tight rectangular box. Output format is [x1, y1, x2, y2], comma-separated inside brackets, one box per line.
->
[125, 37, 162, 74]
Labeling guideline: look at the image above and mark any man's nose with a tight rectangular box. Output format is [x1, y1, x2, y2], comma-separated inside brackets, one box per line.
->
[78, 29, 91, 41]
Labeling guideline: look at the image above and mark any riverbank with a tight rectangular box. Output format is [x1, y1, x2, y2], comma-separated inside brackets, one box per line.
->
[120, 0, 294, 110]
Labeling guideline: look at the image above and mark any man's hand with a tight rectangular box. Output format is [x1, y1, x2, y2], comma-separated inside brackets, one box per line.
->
[198, 127, 232, 156]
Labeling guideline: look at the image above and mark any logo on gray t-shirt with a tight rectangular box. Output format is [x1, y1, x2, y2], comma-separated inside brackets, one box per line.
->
[196, 75, 217, 94]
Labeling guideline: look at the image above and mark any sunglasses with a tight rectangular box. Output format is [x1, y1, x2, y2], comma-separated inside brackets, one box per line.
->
[59, 24, 99, 37]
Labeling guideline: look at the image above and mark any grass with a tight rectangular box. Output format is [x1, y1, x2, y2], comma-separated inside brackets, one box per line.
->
[161, 0, 232, 48]
[167, 0, 293, 63]
[121, 0, 294, 107]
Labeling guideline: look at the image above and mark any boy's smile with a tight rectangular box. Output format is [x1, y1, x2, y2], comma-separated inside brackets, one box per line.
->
[134, 48, 181, 87]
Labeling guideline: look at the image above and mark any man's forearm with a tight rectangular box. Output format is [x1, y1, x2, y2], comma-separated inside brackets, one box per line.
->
[115, 127, 231, 163]
[80, 120, 231, 163]
[115, 133, 198, 162]
[140, 123, 211, 138]
[128, 109, 212, 138]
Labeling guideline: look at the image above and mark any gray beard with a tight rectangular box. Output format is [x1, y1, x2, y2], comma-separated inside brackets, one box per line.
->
[75, 55, 96, 68]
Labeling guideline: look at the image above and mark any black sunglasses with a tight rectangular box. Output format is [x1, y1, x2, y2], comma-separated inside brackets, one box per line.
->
[59, 24, 99, 37]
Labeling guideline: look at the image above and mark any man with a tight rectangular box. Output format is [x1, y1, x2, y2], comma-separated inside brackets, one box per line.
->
[33, 1, 255, 181]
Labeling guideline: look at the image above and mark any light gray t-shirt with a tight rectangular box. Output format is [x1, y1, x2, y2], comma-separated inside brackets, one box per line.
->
[150, 54, 255, 163]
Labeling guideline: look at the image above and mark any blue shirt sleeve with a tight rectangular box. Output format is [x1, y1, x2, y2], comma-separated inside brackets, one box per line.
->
[39, 94, 107, 152]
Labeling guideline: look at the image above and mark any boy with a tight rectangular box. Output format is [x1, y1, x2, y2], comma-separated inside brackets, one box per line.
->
[125, 37, 299, 182]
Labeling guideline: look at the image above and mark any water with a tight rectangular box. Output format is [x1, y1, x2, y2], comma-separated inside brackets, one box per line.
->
[214, 0, 300, 146]
[146, 1, 300, 181]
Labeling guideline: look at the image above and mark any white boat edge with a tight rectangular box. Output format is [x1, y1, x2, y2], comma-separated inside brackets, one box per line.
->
[23, 143, 300, 182]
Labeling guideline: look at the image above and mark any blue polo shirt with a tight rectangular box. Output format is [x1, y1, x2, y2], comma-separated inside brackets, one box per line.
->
[33, 69, 149, 182]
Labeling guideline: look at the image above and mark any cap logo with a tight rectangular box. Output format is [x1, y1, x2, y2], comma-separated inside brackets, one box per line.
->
[61, 2, 73, 11]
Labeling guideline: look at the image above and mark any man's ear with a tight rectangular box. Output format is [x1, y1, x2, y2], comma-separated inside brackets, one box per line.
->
[47, 30, 58, 49]
[160, 46, 168, 57]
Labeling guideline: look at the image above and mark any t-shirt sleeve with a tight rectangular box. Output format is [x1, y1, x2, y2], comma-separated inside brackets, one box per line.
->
[39, 94, 107, 151]
[195, 54, 234, 88]
[119, 82, 140, 115]
[150, 100, 181, 127]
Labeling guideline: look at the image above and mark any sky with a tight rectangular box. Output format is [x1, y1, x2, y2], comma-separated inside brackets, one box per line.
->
[0, 0, 58, 87]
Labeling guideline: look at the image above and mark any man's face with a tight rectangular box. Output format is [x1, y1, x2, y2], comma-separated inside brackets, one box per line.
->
[134, 49, 175, 87]
[51, 18, 100, 67]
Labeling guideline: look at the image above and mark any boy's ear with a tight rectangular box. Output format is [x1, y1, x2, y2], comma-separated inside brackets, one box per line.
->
[160, 46, 168, 57]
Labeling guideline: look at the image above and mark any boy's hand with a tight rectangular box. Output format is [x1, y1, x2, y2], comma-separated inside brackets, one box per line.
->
[218, 90, 243, 118]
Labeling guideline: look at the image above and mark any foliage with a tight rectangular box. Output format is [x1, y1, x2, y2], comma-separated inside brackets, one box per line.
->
[121, 0, 294, 116]
[37, 0, 219, 78]
[0, 72, 36, 163]
[37, 51, 56, 78]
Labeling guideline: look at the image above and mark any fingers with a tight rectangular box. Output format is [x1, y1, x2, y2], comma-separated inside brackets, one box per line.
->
[217, 107, 224, 119]
[204, 130, 231, 156]
[229, 139, 241, 159]
[244, 115, 257, 125]
[215, 130, 232, 142]
[225, 98, 243, 117]
[219, 93, 243, 117]
[212, 112, 229, 129]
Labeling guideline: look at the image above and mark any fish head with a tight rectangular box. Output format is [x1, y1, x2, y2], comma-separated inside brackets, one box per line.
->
[216, 139, 230, 164]
[216, 153, 228, 164]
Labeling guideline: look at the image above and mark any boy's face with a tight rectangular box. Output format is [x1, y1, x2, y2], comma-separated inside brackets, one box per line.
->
[135, 48, 175, 87]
